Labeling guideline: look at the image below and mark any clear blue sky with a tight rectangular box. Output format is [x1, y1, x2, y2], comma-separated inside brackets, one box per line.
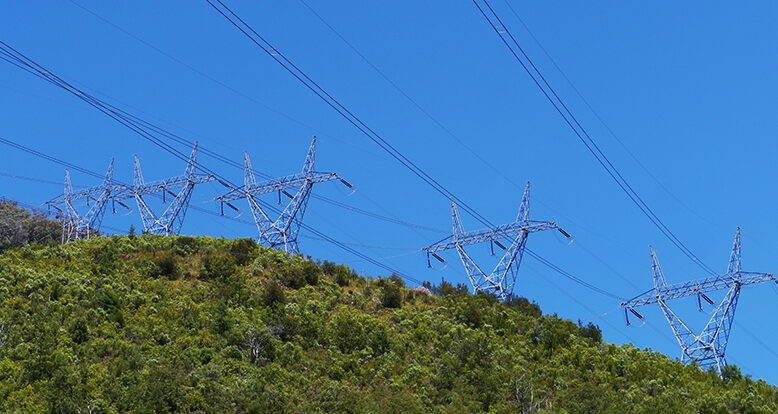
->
[2, 1, 778, 381]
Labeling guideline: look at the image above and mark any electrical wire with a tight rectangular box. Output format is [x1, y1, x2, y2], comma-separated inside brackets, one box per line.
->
[0, 135, 421, 287]
[0, 171, 82, 188]
[474, 0, 715, 274]
[0, 43, 430, 285]
[470, 0, 717, 276]
[296, 0, 639, 302]
[500, 0, 718, 230]
[203, 0, 625, 301]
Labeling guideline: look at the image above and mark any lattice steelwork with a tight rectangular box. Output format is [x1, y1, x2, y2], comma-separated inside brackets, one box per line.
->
[622, 228, 776, 374]
[218, 137, 349, 254]
[423, 182, 568, 301]
[46, 159, 124, 243]
[119, 142, 215, 235]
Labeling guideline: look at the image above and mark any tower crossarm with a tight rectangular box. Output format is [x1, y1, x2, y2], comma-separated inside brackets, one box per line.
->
[423, 220, 559, 253]
[621, 271, 776, 309]
[115, 174, 215, 199]
[46, 184, 127, 205]
[218, 171, 340, 202]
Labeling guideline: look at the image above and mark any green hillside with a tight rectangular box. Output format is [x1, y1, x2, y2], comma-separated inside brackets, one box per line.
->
[0, 235, 775, 413]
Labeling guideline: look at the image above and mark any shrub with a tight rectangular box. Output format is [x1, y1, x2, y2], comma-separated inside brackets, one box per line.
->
[199, 253, 237, 281]
[334, 271, 351, 287]
[277, 266, 304, 289]
[230, 238, 258, 266]
[97, 288, 121, 313]
[389, 274, 405, 287]
[0, 200, 61, 252]
[245, 327, 276, 362]
[504, 296, 542, 318]
[173, 236, 200, 256]
[381, 283, 403, 309]
[69, 318, 89, 344]
[262, 282, 286, 308]
[323, 260, 355, 287]
[578, 320, 602, 343]
[457, 298, 484, 328]
[154, 253, 180, 280]
[302, 261, 321, 286]
[92, 241, 118, 273]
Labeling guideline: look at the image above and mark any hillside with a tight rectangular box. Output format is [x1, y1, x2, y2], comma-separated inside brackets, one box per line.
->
[0, 235, 775, 413]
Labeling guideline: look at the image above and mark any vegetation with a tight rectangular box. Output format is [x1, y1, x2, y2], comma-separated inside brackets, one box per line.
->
[0, 234, 775, 413]
[0, 199, 61, 252]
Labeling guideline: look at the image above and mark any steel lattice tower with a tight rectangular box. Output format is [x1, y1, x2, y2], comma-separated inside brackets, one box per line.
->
[218, 137, 348, 254]
[622, 228, 776, 374]
[118, 142, 215, 235]
[46, 159, 122, 243]
[423, 182, 568, 301]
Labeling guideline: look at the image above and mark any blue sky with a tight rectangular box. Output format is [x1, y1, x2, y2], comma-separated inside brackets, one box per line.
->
[2, 1, 778, 381]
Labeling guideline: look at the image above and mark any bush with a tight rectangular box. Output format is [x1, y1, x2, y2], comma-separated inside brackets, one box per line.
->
[245, 327, 276, 362]
[230, 238, 258, 266]
[0, 200, 61, 252]
[278, 262, 321, 289]
[302, 261, 321, 286]
[389, 274, 405, 287]
[262, 282, 286, 308]
[199, 253, 236, 281]
[323, 260, 355, 287]
[97, 288, 121, 313]
[381, 283, 403, 309]
[457, 298, 484, 328]
[430, 279, 469, 297]
[279, 266, 306, 289]
[578, 320, 602, 343]
[69, 318, 89, 344]
[154, 253, 180, 280]
[173, 236, 200, 256]
[504, 296, 542, 318]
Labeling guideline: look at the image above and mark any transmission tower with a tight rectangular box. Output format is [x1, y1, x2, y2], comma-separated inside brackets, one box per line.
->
[45, 159, 124, 243]
[218, 137, 349, 254]
[622, 228, 776, 374]
[119, 142, 215, 235]
[423, 182, 569, 301]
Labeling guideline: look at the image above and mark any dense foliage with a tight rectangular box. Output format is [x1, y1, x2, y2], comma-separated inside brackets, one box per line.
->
[0, 235, 775, 413]
[0, 199, 61, 252]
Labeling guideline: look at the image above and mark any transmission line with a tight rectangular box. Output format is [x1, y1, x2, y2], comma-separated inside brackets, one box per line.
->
[0, 42, 431, 285]
[0, 171, 82, 188]
[0, 133, 420, 286]
[296, 0, 635, 301]
[64, 0, 411, 228]
[500, 0, 716, 229]
[0, 41, 440, 238]
[470, 0, 716, 276]
[201, 0, 626, 301]
[1, 27, 621, 299]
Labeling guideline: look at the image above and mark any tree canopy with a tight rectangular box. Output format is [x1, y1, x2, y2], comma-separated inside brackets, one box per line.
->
[0, 234, 775, 413]
[0, 199, 61, 252]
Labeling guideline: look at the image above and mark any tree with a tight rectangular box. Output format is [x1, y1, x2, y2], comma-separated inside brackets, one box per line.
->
[0, 200, 60, 251]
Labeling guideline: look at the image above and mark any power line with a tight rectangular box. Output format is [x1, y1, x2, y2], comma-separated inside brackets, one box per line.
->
[470, 0, 716, 276]
[0, 40, 441, 237]
[0, 42, 424, 284]
[0, 171, 81, 188]
[479, 0, 778, 371]
[500, 0, 717, 229]
[525, 249, 623, 301]
[0, 36, 615, 300]
[0, 44, 425, 284]
[0, 30, 439, 235]
[0, 134, 420, 287]
[203, 0, 624, 301]
[296, 0, 634, 302]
